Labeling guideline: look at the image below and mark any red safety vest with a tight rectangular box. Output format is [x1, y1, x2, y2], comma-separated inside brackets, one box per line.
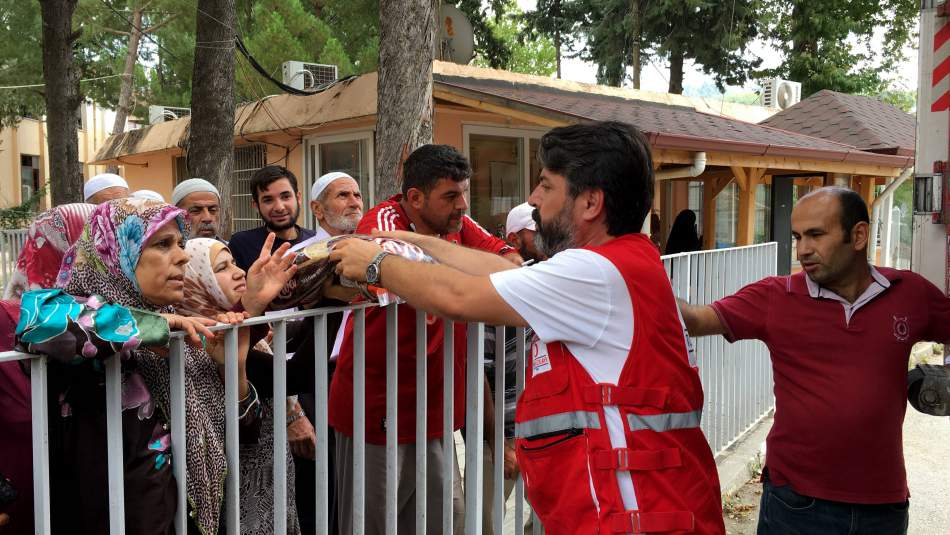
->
[514, 234, 725, 534]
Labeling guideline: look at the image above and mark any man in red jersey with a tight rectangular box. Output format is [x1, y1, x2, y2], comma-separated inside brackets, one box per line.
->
[328, 144, 520, 534]
[331, 123, 726, 535]
[678, 187, 950, 535]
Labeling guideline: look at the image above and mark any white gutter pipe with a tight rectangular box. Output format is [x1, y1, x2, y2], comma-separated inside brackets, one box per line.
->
[868, 166, 913, 265]
[655, 152, 707, 181]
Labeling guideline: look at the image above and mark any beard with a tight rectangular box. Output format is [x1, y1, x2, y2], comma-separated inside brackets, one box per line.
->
[262, 205, 299, 231]
[323, 208, 361, 234]
[192, 222, 218, 238]
[533, 204, 575, 258]
[420, 208, 464, 235]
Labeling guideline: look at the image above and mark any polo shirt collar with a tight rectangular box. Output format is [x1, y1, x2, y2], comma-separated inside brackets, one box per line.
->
[804, 266, 891, 299]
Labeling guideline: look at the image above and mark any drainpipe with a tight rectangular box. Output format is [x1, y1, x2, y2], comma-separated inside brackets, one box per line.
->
[648, 152, 707, 234]
[868, 166, 914, 265]
[655, 152, 707, 181]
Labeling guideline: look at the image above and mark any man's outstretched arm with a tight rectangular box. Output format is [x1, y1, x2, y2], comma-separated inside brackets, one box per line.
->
[676, 298, 727, 337]
[375, 229, 522, 276]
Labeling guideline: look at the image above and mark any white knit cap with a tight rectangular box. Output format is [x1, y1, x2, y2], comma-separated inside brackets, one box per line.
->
[311, 171, 354, 202]
[172, 178, 220, 206]
[132, 189, 166, 202]
[506, 202, 537, 235]
[83, 173, 129, 201]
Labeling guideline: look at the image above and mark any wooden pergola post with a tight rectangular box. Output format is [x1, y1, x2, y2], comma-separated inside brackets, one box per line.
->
[853, 176, 877, 209]
[702, 176, 735, 249]
[733, 167, 766, 246]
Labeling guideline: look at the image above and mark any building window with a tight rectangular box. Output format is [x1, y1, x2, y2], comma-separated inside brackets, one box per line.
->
[463, 125, 546, 236]
[174, 155, 189, 184]
[304, 131, 375, 227]
[715, 182, 738, 248]
[20, 155, 40, 201]
[754, 184, 772, 244]
[687, 181, 704, 236]
[232, 144, 268, 233]
[469, 133, 525, 236]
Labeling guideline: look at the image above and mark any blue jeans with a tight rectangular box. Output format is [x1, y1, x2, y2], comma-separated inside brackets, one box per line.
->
[757, 476, 909, 535]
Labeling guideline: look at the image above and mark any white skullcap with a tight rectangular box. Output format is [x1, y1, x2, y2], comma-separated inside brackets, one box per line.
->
[132, 189, 165, 202]
[311, 171, 354, 202]
[506, 202, 537, 235]
[83, 173, 129, 201]
[172, 178, 220, 206]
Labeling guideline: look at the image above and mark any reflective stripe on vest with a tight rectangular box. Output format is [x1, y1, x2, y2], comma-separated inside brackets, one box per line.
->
[515, 410, 601, 439]
[627, 410, 702, 432]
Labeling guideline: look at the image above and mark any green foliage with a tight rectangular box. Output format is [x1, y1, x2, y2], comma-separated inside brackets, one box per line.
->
[874, 88, 916, 113]
[0, 2, 47, 127]
[759, 0, 918, 97]
[474, 1, 556, 76]
[0, 184, 47, 229]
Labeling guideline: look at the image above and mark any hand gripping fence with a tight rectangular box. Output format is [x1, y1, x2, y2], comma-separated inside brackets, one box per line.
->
[2, 243, 776, 534]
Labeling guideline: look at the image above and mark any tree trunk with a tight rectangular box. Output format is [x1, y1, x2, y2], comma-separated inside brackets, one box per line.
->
[39, 0, 83, 205]
[188, 0, 235, 237]
[668, 40, 684, 94]
[375, 0, 437, 200]
[629, 0, 641, 89]
[555, 29, 562, 79]
[106, 5, 144, 175]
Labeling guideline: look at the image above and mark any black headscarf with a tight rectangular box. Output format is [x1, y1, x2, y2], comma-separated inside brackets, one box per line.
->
[665, 209, 702, 255]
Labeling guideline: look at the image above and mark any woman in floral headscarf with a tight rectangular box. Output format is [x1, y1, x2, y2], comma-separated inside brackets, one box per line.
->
[16, 198, 294, 535]
[2, 203, 95, 299]
[181, 238, 301, 535]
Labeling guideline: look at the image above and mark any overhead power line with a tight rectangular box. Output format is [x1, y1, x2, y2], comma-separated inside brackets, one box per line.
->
[0, 73, 123, 91]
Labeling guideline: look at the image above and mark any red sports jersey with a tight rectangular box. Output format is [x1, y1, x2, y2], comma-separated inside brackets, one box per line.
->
[328, 195, 515, 443]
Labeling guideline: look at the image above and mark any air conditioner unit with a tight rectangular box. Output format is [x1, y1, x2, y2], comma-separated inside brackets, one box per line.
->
[282, 61, 338, 91]
[148, 105, 191, 125]
[760, 78, 802, 110]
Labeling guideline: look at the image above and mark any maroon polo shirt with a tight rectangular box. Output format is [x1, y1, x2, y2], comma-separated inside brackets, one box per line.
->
[711, 268, 950, 504]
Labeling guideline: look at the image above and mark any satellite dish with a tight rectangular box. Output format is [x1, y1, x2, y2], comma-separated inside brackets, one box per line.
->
[440, 5, 474, 64]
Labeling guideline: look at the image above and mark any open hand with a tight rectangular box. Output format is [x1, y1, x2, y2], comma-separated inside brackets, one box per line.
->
[242, 233, 299, 316]
[328, 237, 383, 283]
[161, 313, 216, 348]
[287, 412, 317, 459]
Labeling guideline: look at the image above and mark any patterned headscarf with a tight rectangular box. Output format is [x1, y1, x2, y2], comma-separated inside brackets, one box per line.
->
[58, 198, 229, 535]
[181, 238, 235, 318]
[3, 203, 95, 300]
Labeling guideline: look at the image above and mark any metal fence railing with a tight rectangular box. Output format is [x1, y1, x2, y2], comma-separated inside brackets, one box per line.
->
[2, 243, 777, 534]
[0, 228, 28, 291]
[663, 242, 778, 455]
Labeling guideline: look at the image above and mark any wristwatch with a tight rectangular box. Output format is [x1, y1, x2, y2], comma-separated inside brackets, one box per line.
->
[366, 251, 391, 285]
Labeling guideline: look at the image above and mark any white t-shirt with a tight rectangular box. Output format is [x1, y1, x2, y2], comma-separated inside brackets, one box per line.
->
[489, 247, 640, 510]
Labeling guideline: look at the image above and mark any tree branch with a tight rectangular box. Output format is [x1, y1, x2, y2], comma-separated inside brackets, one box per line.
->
[102, 27, 132, 36]
[142, 14, 178, 34]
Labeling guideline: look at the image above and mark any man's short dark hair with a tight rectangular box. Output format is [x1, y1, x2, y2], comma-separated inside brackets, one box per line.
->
[806, 186, 870, 242]
[401, 145, 472, 195]
[250, 165, 298, 203]
[538, 121, 654, 236]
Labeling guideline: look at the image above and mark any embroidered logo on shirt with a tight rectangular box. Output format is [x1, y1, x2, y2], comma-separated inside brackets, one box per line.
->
[530, 338, 552, 377]
[893, 315, 909, 342]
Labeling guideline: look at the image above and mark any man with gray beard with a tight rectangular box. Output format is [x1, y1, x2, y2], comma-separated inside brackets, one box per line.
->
[172, 178, 222, 240]
[309, 171, 364, 239]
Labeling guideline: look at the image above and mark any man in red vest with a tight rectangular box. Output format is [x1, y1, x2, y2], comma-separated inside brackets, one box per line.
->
[331, 122, 726, 535]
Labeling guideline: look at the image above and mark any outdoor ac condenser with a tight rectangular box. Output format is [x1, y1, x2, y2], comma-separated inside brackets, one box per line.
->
[761, 78, 803, 110]
[281, 61, 338, 91]
[148, 105, 191, 125]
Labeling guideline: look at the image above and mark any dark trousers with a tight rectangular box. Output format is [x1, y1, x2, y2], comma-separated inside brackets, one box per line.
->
[757, 472, 909, 535]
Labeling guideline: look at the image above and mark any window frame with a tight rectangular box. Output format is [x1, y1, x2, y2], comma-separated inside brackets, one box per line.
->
[303, 129, 376, 228]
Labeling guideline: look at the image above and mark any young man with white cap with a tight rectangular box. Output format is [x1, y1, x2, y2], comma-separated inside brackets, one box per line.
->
[309, 171, 364, 239]
[83, 173, 130, 204]
[172, 178, 222, 239]
[505, 202, 544, 264]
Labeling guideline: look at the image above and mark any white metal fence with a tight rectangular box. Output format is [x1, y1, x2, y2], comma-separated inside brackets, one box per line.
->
[0, 229, 28, 291]
[663, 242, 777, 455]
[2, 243, 777, 534]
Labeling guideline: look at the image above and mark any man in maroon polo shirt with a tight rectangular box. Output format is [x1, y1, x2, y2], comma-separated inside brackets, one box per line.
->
[679, 187, 950, 535]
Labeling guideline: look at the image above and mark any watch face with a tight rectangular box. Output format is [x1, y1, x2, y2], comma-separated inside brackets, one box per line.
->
[367, 264, 380, 284]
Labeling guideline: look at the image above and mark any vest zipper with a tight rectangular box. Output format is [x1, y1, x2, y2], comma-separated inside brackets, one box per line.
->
[521, 427, 583, 450]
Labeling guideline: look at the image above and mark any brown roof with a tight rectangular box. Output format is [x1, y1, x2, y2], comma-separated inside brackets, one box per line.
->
[434, 74, 912, 168]
[759, 90, 916, 157]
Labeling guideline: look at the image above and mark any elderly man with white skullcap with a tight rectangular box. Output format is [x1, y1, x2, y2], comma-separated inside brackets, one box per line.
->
[309, 171, 364, 240]
[83, 173, 130, 204]
[172, 178, 221, 239]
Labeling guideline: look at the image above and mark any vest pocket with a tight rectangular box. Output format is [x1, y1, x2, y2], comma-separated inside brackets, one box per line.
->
[517, 431, 601, 534]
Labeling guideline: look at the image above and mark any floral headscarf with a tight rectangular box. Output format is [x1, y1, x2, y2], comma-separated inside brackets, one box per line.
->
[3, 203, 95, 300]
[58, 198, 229, 535]
[180, 238, 234, 318]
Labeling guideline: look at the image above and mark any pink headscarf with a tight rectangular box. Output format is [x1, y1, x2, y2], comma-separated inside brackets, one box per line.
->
[3, 203, 95, 299]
